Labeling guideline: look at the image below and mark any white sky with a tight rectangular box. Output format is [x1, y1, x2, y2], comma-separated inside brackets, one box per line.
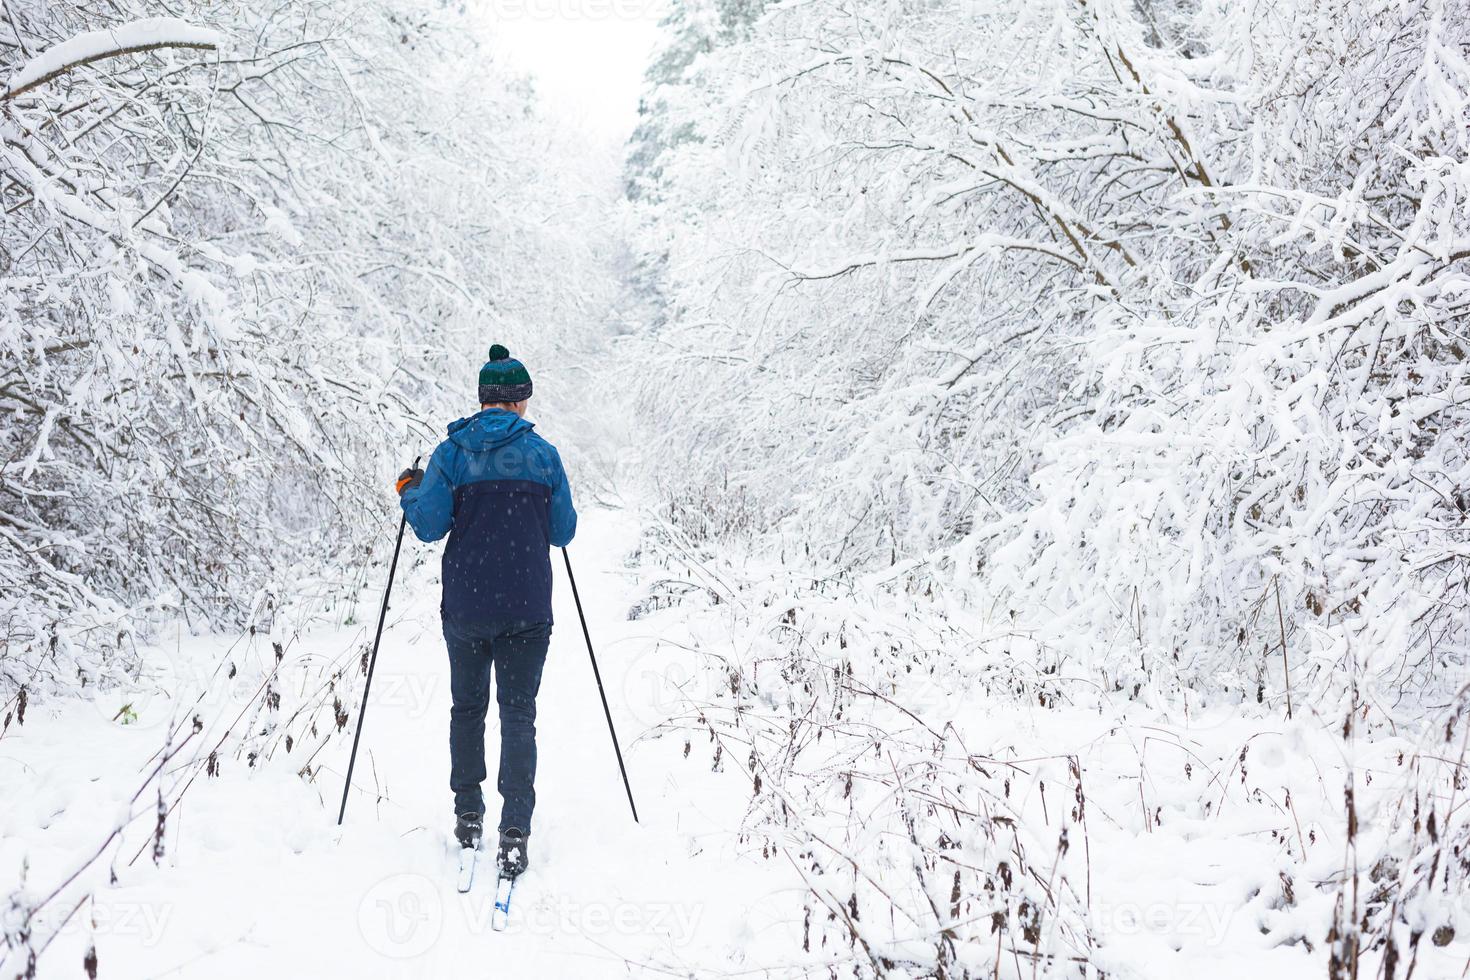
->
[473, 0, 667, 141]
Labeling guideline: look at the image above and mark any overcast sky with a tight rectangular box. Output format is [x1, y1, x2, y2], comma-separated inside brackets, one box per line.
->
[476, 0, 667, 140]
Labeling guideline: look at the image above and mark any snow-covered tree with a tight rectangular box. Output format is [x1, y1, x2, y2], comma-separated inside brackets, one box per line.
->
[625, 0, 771, 202]
[1, 0, 617, 697]
[628, 0, 1470, 971]
[631, 0, 1469, 716]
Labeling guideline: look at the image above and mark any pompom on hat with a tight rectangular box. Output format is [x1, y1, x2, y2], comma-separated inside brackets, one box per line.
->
[478, 344, 533, 404]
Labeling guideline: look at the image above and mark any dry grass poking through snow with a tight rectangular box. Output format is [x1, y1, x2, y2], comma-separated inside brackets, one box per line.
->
[631, 521, 1470, 980]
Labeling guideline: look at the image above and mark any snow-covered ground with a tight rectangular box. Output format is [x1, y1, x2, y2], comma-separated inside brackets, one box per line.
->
[0, 510, 803, 977]
[6, 503, 1463, 977]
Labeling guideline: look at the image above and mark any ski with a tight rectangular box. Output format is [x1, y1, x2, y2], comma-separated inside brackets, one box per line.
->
[454, 812, 484, 893]
[490, 874, 516, 931]
[456, 845, 478, 894]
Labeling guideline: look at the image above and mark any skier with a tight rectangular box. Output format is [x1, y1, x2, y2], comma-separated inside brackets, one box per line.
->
[394, 344, 576, 880]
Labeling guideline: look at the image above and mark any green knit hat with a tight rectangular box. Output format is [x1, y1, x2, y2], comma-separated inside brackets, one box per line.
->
[478, 344, 533, 404]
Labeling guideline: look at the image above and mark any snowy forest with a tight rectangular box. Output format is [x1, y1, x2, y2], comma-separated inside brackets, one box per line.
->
[3, 0, 1468, 976]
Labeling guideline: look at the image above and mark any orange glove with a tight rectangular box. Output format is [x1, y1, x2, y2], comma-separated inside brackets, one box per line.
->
[395, 467, 424, 495]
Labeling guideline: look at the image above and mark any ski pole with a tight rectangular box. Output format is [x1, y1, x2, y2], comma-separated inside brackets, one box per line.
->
[561, 547, 639, 823]
[338, 455, 420, 826]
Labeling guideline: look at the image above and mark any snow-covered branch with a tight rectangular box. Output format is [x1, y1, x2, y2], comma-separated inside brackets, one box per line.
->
[0, 17, 220, 100]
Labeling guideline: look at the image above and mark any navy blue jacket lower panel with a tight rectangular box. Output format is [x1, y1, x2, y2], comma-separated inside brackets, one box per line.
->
[441, 479, 553, 626]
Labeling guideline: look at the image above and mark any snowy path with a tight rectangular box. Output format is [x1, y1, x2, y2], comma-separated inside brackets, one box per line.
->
[4, 506, 1442, 978]
[325, 512, 784, 977]
[0, 510, 792, 977]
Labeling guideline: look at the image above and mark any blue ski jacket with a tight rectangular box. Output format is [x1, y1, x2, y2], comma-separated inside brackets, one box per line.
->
[400, 408, 576, 626]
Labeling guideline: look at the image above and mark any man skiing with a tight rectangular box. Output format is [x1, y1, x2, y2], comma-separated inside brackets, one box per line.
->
[395, 344, 576, 879]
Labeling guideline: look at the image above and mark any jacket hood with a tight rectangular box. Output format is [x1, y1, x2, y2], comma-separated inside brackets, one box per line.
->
[446, 408, 535, 452]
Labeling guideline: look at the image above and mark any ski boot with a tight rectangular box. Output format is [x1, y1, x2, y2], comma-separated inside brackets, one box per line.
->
[496, 827, 529, 878]
[455, 811, 484, 850]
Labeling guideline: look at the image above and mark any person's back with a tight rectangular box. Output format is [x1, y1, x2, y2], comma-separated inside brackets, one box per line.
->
[403, 405, 575, 623]
[395, 345, 575, 877]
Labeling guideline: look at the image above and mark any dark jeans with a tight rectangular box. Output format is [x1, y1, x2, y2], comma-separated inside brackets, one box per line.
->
[444, 618, 551, 832]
